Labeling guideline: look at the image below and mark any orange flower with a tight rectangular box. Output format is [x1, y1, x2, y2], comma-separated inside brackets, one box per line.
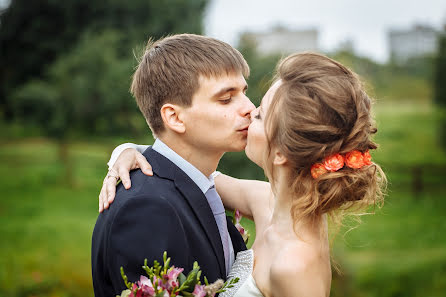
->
[363, 150, 372, 165]
[345, 150, 365, 169]
[311, 163, 328, 179]
[323, 154, 345, 172]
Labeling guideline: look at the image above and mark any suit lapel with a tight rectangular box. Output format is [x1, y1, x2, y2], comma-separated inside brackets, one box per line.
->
[174, 174, 226, 277]
[142, 148, 226, 277]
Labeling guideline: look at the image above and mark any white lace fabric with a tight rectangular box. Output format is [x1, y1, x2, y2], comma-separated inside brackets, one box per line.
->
[219, 249, 264, 297]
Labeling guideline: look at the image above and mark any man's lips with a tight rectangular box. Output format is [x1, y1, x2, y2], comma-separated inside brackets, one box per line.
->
[237, 125, 250, 132]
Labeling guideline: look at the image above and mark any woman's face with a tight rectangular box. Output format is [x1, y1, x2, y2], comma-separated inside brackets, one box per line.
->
[245, 80, 282, 168]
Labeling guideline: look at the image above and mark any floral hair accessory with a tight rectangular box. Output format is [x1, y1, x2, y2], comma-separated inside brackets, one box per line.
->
[311, 150, 372, 179]
[323, 153, 345, 172]
[345, 150, 364, 169]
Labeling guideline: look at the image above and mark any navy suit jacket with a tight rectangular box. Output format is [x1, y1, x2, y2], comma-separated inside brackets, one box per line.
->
[91, 147, 247, 297]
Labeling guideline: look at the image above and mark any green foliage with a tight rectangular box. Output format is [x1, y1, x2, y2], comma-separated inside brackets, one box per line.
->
[330, 50, 434, 102]
[433, 32, 446, 150]
[1, 0, 209, 123]
[434, 33, 446, 106]
[12, 30, 144, 139]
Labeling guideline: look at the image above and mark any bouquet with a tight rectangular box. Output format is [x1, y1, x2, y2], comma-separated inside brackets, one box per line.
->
[117, 252, 239, 297]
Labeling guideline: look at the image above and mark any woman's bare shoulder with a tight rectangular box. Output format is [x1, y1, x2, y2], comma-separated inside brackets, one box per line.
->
[269, 244, 330, 297]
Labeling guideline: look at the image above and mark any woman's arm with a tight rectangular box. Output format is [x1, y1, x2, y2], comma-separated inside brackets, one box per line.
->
[214, 173, 272, 223]
[99, 144, 273, 224]
[107, 143, 150, 169]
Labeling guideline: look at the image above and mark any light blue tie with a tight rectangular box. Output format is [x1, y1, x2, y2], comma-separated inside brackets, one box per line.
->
[205, 185, 231, 274]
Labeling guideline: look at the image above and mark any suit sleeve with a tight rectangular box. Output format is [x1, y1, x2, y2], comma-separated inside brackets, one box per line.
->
[107, 195, 190, 292]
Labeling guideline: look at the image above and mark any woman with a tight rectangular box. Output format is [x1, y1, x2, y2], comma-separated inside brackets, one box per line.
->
[99, 53, 386, 297]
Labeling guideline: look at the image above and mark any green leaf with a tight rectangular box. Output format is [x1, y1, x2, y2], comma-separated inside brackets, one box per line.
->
[178, 272, 187, 286]
[120, 267, 133, 289]
[117, 289, 132, 297]
[155, 291, 168, 297]
[178, 267, 200, 292]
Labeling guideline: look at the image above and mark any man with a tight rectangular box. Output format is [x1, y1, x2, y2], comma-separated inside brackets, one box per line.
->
[91, 34, 255, 296]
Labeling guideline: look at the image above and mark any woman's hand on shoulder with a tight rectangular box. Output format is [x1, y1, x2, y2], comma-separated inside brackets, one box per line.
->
[99, 148, 153, 212]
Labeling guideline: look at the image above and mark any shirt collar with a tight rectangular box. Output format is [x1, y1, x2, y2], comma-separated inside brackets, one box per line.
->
[152, 139, 214, 194]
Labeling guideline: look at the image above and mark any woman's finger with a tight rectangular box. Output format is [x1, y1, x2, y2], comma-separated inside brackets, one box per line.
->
[105, 176, 117, 207]
[118, 166, 131, 189]
[136, 153, 153, 176]
[99, 183, 107, 212]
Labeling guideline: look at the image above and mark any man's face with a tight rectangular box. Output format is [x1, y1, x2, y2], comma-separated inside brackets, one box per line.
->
[181, 72, 255, 154]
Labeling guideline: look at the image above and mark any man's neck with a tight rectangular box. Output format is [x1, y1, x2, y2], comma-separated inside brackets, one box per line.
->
[158, 136, 223, 177]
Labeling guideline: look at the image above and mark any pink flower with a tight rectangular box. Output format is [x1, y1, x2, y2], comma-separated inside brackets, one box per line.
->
[131, 284, 138, 297]
[234, 209, 242, 223]
[137, 276, 155, 296]
[235, 223, 249, 243]
[192, 284, 207, 297]
[166, 267, 184, 290]
[323, 153, 345, 172]
[152, 276, 164, 292]
[167, 267, 184, 280]
[235, 223, 245, 235]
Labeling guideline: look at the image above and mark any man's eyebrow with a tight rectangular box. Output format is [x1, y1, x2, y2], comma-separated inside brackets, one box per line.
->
[212, 84, 248, 98]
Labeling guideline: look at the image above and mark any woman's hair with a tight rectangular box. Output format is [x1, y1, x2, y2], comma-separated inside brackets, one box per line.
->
[264, 52, 386, 226]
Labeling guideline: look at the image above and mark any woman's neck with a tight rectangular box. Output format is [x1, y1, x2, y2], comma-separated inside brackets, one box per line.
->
[269, 168, 326, 242]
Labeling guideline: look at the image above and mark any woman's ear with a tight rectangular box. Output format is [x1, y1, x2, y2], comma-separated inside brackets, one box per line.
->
[273, 149, 287, 166]
[160, 104, 186, 134]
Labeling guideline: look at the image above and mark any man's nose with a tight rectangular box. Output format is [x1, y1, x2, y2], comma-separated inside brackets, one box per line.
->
[242, 95, 256, 117]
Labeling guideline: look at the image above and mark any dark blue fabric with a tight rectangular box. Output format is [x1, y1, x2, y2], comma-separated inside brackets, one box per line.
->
[91, 147, 247, 297]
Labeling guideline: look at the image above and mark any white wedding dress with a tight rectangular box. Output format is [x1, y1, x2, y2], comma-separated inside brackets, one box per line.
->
[219, 249, 264, 297]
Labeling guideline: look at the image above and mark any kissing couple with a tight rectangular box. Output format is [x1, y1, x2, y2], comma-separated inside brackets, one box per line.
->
[92, 34, 386, 297]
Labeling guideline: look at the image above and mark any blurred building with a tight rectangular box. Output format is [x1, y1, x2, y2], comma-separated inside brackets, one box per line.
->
[388, 24, 440, 63]
[240, 26, 319, 56]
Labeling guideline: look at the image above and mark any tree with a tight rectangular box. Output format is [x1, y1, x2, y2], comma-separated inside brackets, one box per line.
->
[434, 31, 446, 149]
[434, 32, 446, 107]
[12, 30, 143, 184]
[1, 0, 209, 120]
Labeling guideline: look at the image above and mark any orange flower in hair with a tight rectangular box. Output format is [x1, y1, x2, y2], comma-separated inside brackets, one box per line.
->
[323, 154, 345, 172]
[345, 150, 365, 169]
[363, 150, 372, 165]
[311, 163, 328, 179]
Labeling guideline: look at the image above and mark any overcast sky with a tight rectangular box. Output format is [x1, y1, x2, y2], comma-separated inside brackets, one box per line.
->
[204, 0, 446, 62]
[1, 0, 445, 62]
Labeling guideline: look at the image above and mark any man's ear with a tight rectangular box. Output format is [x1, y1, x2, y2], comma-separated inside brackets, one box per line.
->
[273, 149, 287, 166]
[160, 104, 186, 134]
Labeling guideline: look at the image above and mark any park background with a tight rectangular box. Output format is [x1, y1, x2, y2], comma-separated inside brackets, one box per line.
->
[1, 0, 446, 296]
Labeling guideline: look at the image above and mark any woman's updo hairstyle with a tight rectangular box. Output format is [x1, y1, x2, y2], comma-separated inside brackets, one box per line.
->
[264, 52, 386, 224]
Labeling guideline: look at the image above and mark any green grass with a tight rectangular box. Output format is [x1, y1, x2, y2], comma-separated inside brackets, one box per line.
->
[0, 139, 106, 297]
[0, 101, 445, 296]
